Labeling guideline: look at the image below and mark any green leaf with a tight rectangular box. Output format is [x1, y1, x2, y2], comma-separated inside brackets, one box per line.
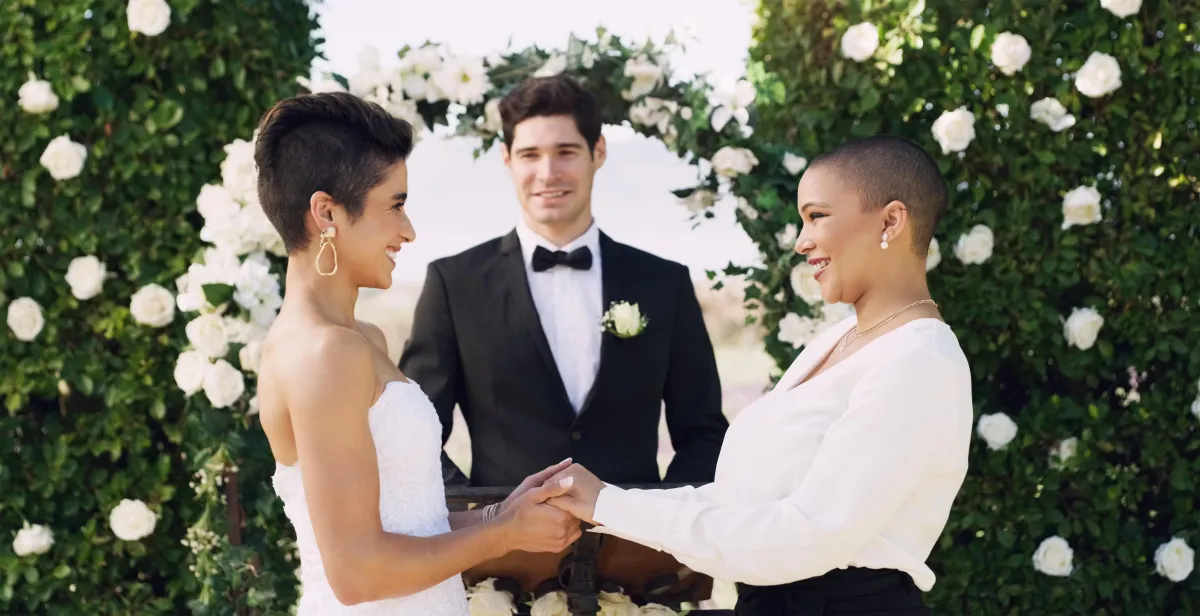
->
[209, 56, 227, 78]
[150, 399, 166, 421]
[202, 283, 235, 307]
[970, 24, 986, 51]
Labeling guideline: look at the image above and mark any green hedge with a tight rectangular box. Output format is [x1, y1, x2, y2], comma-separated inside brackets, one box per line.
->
[0, 1, 317, 613]
[746, 0, 1199, 613]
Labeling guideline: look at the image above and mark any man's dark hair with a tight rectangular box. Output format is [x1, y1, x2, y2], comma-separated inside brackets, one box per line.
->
[809, 134, 948, 257]
[253, 92, 415, 253]
[499, 75, 602, 153]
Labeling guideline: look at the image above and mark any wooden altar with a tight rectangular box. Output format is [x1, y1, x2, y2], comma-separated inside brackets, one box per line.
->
[446, 484, 734, 616]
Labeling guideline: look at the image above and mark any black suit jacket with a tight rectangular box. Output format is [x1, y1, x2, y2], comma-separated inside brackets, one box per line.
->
[398, 229, 728, 487]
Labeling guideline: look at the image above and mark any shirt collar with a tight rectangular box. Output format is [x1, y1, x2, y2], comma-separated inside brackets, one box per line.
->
[515, 218, 600, 268]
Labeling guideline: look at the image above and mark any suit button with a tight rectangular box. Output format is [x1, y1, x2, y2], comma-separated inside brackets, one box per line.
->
[571, 431, 582, 441]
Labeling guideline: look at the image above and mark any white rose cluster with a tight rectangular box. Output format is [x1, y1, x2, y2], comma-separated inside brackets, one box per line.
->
[777, 303, 854, 349]
[197, 139, 285, 258]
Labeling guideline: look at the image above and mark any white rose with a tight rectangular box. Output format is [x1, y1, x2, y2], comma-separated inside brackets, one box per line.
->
[996, 103, 1010, 118]
[777, 312, 818, 349]
[432, 56, 490, 105]
[220, 139, 258, 202]
[1154, 537, 1195, 582]
[126, 0, 171, 36]
[736, 196, 759, 221]
[186, 313, 229, 359]
[239, 339, 263, 373]
[7, 297, 45, 342]
[990, 33, 1031, 76]
[65, 255, 107, 300]
[599, 591, 640, 616]
[1075, 52, 1122, 98]
[623, 56, 663, 100]
[841, 22, 879, 62]
[711, 146, 758, 177]
[640, 604, 677, 616]
[783, 152, 808, 175]
[776, 224, 798, 250]
[530, 591, 569, 616]
[130, 283, 176, 327]
[608, 302, 645, 337]
[1051, 436, 1078, 466]
[18, 74, 59, 114]
[1062, 185, 1103, 230]
[466, 579, 514, 616]
[483, 99, 503, 134]
[679, 189, 716, 214]
[195, 184, 240, 221]
[1030, 98, 1076, 132]
[926, 237, 942, 271]
[1032, 536, 1075, 577]
[1101, 0, 1142, 18]
[534, 54, 568, 77]
[954, 224, 994, 265]
[1192, 396, 1200, 420]
[1064, 307, 1104, 350]
[109, 498, 158, 541]
[789, 262, 824, 304]
[12, 522, 54, 556]
[203, 359, 245, 409]
[174, 350, 211, 395]
[976, 412, 1018, 450]
[931, 107, 976, 154]
[40, 135, 88, 180]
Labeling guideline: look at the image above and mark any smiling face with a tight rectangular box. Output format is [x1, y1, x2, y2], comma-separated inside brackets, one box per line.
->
[312, 159, 415, 290]
[501, 114, 606, 238]
[793, 164, 894, 305]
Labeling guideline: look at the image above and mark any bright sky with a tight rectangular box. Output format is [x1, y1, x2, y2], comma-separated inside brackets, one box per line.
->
[311, 0, 764, 283]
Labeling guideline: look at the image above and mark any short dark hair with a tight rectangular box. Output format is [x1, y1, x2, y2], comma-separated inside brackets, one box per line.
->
[809, 135, 948, 257]
[253, 92, 415, 253]
[499, 75, 602, 153]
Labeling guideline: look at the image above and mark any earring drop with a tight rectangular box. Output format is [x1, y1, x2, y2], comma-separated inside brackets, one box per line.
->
[880, 232, 889, 250]
[316, 226, 338, 276]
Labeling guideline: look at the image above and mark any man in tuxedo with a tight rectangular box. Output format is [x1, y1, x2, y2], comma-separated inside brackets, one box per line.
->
[399, 75, 727, 488]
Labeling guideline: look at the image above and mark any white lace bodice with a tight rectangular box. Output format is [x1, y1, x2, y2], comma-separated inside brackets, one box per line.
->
[272, 379, 469, 615]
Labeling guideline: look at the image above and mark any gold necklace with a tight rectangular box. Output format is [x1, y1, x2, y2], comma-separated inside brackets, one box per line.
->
[841, 299, 937, 350]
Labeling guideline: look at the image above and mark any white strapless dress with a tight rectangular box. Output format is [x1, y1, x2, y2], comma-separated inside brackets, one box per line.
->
[272, 379, 470, 615]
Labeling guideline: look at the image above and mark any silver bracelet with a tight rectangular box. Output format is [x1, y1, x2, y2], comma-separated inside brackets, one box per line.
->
[482, 503, 500, 523]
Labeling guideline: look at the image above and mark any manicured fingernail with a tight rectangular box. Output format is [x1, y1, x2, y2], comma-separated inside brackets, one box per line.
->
[561, 457, 572, 464]
[559, 477, 574, 488]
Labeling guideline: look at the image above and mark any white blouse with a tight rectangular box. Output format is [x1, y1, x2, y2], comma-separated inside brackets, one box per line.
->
[591, 316, 973, 591]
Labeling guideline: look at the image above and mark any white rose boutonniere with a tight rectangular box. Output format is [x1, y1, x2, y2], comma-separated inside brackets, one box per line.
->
[530, 591, 569, 616]
[601, 301, 648, 339]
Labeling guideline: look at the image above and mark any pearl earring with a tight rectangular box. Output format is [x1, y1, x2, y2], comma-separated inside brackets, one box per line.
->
[881, 232, 889, 250]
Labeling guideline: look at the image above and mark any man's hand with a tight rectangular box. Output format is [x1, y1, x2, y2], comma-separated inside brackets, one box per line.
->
[543, 463, 606, 525]
[499, 458, 573, 516]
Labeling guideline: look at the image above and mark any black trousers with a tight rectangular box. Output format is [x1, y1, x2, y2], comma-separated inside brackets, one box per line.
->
[734, 567, 931, 615]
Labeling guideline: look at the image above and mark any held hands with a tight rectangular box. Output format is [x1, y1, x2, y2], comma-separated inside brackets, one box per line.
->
[495, 472, 582, 553]
[543, 463, 605, 526]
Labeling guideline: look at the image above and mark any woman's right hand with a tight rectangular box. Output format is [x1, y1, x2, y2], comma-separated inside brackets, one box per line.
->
[497, 477, 582, 553]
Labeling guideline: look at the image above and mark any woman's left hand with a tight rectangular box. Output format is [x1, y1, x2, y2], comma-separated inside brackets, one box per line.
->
[544, 463, 606, 525]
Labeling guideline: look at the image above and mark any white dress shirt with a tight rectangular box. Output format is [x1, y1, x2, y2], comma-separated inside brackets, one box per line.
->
[591, 316, 973, 591]
[514, 219, 603, 414]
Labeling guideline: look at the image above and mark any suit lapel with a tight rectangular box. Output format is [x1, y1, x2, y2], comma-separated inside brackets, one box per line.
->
[576, 232, 623, 419]
[499, 231, 572, 408]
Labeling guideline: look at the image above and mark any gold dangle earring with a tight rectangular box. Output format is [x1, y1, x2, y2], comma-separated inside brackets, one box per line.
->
[316, 226, 338, 276]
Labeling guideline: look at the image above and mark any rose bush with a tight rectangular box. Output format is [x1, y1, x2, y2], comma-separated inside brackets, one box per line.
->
[0, 0, 317, 613]
[750, 0, 1199, 612]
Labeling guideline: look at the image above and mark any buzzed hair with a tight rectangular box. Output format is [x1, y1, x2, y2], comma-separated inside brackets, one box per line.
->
[809, 135, 948, 257]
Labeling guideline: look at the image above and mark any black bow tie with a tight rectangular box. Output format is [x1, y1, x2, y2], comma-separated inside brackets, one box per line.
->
[531, 245, 593, 272]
